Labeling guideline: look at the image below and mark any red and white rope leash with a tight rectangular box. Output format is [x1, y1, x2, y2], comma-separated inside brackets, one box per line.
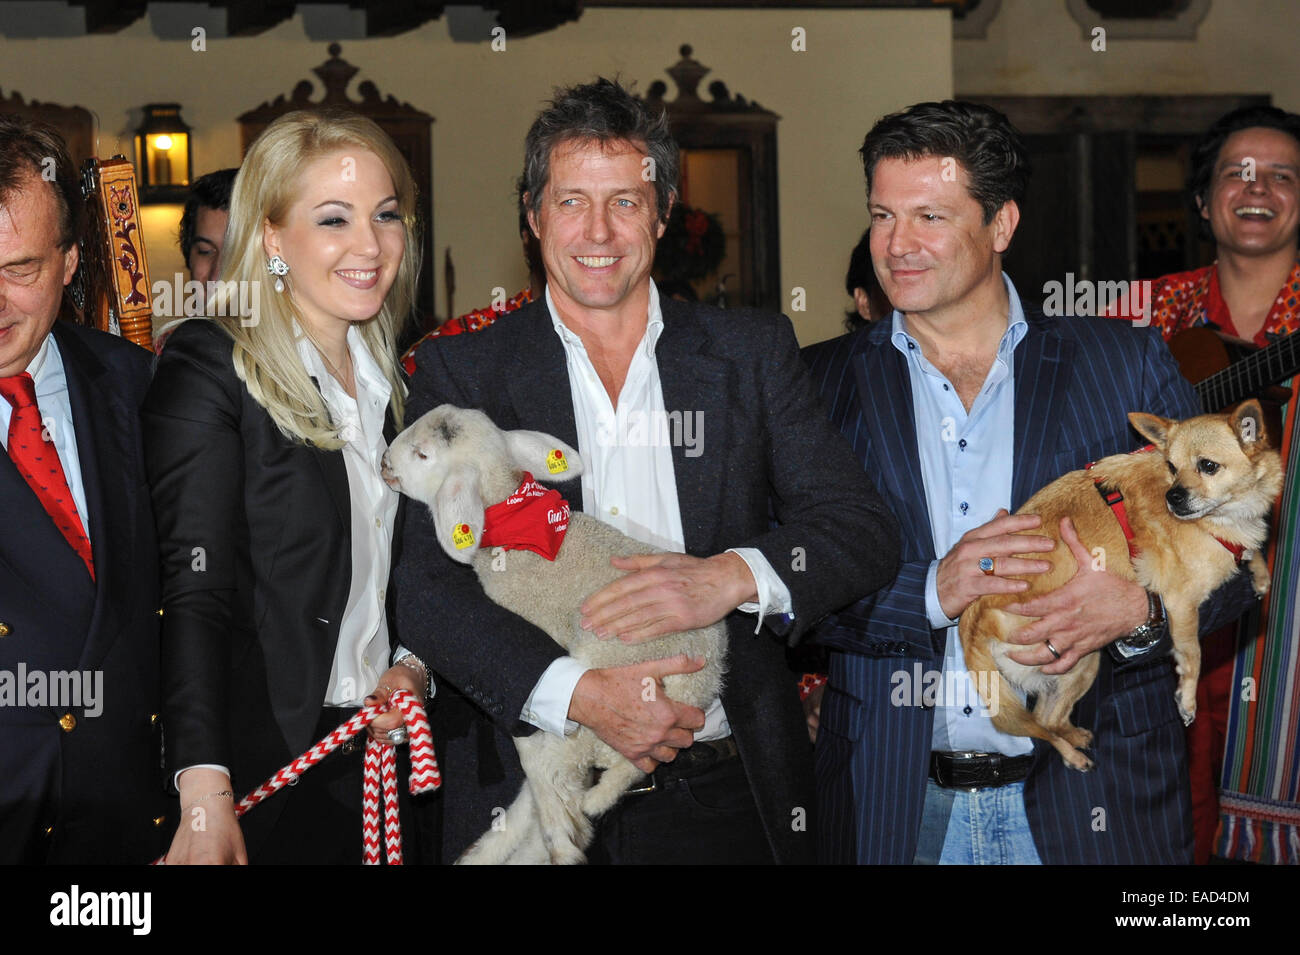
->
[156, 689, 440, 865]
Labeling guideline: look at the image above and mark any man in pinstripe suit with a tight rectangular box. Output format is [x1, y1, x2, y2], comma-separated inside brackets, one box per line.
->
[806, 101, 1258, 864]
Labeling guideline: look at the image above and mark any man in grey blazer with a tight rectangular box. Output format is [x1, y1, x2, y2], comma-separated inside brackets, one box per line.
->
[395, 78, 900, 864]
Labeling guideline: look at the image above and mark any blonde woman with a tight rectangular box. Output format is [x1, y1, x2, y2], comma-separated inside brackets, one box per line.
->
[144, 110, 430, 864]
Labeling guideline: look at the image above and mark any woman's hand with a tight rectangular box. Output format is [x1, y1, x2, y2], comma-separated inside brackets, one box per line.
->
[365, 661, 426, 744]
[165, 767, 247, 865]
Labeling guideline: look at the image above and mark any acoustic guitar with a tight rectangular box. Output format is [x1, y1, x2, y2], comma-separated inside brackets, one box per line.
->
[1168, 325, 1300, 416]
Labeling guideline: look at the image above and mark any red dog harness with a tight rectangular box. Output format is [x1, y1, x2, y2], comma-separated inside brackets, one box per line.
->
[1085, 445, 1246, 564]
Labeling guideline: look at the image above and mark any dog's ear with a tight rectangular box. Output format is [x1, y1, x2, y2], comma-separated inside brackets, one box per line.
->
[1129, 412, 1174, 450]
[433, 463, 485, 564]
[504, 429, 584, 482]
[1231, 399, 1267, 448]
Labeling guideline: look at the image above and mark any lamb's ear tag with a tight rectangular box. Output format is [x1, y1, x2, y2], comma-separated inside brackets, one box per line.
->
[452, 523, 476, 549]
[546, 449, 568, 474]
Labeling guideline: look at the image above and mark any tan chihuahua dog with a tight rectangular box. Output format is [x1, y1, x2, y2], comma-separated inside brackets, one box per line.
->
[960, 399, 1283, 771]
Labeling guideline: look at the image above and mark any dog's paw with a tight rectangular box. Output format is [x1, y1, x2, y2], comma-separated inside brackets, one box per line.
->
[1177, 693, 1197, 726]
[1062, 725, 1093, 750]
[1061, 748, 1095, 772]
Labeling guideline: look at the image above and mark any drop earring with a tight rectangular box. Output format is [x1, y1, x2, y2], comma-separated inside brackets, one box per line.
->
[267, 254, 289, 293]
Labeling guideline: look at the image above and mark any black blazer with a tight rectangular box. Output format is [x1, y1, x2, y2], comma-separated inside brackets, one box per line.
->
[393, 297, 901, 863]
[143, 320, 400, 848]
[0, 321, 167, 864]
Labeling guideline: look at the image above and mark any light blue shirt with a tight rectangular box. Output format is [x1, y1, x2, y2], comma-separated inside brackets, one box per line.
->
[892, 273, 1031, 756]
[1, 332, 91, 543]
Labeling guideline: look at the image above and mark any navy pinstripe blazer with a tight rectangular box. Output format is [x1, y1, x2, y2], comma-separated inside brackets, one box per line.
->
[803, 304, 1257, 865]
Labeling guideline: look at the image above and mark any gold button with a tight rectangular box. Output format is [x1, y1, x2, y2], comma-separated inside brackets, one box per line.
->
[152, 815, 166, 827]
[44, 826, 53, 837]
[0, 621, 10, 636]
[156, 608, 164, 617]
[58, 713, 76, 732]
[150, 713, 160, 725]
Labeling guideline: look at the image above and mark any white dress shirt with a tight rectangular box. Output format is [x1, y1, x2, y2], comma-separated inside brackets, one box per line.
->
[295, 327, 400, 707]
[1, 332, 91, 541]
[521, 282, 792, 740]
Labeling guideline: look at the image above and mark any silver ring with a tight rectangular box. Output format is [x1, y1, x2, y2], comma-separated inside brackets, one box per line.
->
[1045, 640, 1062, 660]
[386, 727, 408, 745]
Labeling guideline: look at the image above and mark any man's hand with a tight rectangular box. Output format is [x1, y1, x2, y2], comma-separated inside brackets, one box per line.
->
[580, 552, 756, 644]
[1003, 517, 1148, 674]
[935, 509, 1055, 621]
[567, 654, 708, 773]
[165, 767, 247, 865]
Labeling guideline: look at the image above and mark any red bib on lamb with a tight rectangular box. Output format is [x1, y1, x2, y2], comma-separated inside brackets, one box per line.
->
[479, 472, 570, 561]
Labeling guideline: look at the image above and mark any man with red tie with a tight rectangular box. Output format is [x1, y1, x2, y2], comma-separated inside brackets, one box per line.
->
[0, 115, 168, 863]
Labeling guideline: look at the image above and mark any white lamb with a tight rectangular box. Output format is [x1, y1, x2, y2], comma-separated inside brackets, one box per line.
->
[381, 404, 727, 865]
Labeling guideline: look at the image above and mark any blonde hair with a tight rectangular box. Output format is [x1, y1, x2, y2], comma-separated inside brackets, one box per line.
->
[208, 109, 418, 448]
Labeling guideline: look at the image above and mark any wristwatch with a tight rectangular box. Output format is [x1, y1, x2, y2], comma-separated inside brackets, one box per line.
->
[1116, 591, 1167, 654]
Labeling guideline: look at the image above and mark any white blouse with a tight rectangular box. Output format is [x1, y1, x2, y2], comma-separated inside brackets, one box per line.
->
[295, 326, 399, 707]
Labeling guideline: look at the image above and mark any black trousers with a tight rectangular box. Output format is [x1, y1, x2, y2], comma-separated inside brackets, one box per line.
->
[586, 749, 774, 865]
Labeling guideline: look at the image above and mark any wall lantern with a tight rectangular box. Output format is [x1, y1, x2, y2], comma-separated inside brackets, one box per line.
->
[135, 103, 192, 203]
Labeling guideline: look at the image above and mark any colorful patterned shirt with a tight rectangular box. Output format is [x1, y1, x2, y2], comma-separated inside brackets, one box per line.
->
[401, 287, 535, 375]
[1145, 259, 1300, 344]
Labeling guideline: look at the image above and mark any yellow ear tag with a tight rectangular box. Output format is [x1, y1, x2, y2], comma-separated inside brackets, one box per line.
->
[547, 449, 568, 474]
[452, 523, 476, 549]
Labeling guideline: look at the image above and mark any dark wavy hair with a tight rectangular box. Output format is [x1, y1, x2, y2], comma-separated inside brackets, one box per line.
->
[0, 113, 82, 250]
[843, 228, 891, 332]
[520, 77, 679, 225]
[1187, 105, 1300, 237]
[859, 100, 1030, 225]
[178, 167, 238, 261]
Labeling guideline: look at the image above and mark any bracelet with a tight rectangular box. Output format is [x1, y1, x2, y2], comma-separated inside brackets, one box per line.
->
[397, 654, 432, 701]
[182, 790, 233, 813]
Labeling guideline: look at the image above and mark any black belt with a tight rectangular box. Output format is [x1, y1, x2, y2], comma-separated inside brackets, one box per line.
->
[929, 751, 1033, 791]
[626, 737, 740, 795]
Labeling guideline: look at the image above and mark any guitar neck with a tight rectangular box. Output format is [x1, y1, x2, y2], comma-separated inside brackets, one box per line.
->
[1196, 332, 1300, 411]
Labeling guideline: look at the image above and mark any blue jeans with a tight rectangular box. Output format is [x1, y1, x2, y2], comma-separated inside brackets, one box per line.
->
[913, 778, 1042, 865]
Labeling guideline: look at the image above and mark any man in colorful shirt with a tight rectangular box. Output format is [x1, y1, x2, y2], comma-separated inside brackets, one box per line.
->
[1146, 106, 1300, 346]
[1139, 104, 1300, 863]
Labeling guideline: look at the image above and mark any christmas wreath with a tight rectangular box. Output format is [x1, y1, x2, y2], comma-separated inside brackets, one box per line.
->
[654, 203, 726, 283]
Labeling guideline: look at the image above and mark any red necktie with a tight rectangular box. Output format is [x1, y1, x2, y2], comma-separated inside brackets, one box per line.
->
[1, 372, 94, 579]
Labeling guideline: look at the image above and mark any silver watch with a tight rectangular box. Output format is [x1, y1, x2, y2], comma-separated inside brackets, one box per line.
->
[1121, 591, 1167, 650]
